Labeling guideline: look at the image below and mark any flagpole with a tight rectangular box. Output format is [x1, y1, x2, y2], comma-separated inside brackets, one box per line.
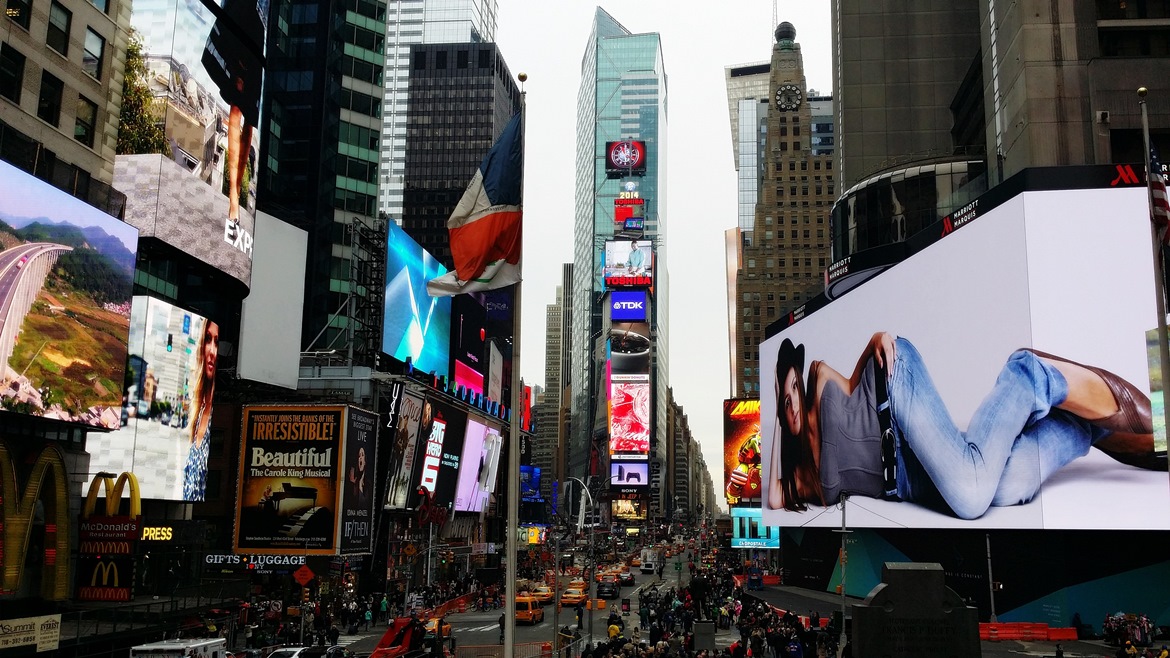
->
[504, 72, 527, 658]
[1138, 86, 1170, 444]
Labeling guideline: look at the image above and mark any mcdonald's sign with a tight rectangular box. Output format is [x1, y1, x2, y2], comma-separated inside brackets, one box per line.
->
[0, 444, 71, 600]
[75, 471, 141, 602]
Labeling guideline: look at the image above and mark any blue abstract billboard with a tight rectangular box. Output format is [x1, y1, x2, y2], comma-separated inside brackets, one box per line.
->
[732, 507, 780, 549]
[382, 222, 451, 376]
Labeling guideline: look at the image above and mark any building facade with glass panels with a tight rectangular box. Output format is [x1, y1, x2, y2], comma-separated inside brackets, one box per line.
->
[569, 7, 669, 522]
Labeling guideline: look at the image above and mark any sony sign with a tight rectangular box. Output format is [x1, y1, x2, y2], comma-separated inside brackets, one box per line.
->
[610, 291, 648, 322]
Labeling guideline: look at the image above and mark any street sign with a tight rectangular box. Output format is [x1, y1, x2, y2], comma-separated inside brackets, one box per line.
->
[675, 562, 682, 571]
[621, 598, 631, 615]
[403, 543, 418, 556]
[293, 565, 315, 586]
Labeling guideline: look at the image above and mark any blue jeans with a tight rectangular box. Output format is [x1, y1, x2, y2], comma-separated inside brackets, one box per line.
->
[887, 338, 1108, 519]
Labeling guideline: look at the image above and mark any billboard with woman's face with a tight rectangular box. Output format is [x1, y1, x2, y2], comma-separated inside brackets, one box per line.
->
[87, 296, 218, 500]
[760, 183, 1170, 530]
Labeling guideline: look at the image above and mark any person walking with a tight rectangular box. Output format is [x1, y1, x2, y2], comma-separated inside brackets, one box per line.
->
[498, 613, 505, 645]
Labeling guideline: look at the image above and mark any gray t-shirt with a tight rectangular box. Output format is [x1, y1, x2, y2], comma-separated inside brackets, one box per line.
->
[818, 358, 885, 503]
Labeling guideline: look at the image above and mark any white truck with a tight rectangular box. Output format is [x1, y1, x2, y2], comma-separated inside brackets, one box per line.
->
[130, 638, 227, 658]
[640, 547, 660, 574]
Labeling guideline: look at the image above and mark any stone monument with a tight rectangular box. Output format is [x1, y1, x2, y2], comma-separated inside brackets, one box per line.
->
[851, 562, 980, 658]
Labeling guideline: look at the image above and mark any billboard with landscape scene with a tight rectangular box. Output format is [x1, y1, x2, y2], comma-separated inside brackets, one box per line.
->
[0, 160, 138, 428]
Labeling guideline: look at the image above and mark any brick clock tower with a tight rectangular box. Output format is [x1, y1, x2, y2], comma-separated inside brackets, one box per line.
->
[734, 22, 835, 397]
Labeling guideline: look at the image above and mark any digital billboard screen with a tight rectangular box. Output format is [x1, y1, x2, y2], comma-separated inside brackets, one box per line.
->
[87, 297, 218, 500]
[610, 291, 647, 323]
[385, 391, 425, 510]
[452, 295, 487, 395]
[611, 461, 648, 487]
[408, 398, 467, 510]
[731, 507, 779, 549]
[117, 0, 268, 286]
[0, 160, 138, 429]
[611, 498, 646, 521]
[610, 321, 650, 375]
[760, 184, 1170, 530]
[724, 398, 761, 507]
[454, 418, 502, 512]
[605, 140, 647, 178]
[383, 222, 451, 376]
[603, 240, 653, 289]
[520, 465, 542, 502]
[235, 406, 344, 554]
[610, 374, 650, 458]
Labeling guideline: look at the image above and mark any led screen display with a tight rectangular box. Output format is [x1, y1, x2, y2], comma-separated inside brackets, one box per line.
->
[610, 321, 650, 375]
[603, 240, 653, 289]
[116, 0, 268, 286]
[235, 405, 344, 554]
[383, 222, 451, 376]
[454, 418, 502, 512]
[610, 291, 648, 323]
[0, 160, 138, 429]
[88, 297, 218, 499]
[724, 398, 762, 507]
[520, 465, 542, 502]
[605, 140, 647, 178]
[407, 398, 466, 510]
[610, 374, 650, 457]
[731, 507, 780, 549]
[451, 295, 487, 395]
[611, 461, 649, 487]
[760, 185, 1170, 530]
[611, 498, 646, 521]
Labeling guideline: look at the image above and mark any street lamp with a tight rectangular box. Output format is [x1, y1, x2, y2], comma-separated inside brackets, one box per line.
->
[564, 475, 615, 648]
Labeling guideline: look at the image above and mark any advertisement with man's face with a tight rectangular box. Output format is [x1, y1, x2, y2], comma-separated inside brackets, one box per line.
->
[117, 0, 267, 286]
[0, 161, 138, 429]
[235, 406, 343, 553]
[385, 390, 425, 510]
[339, 407, 377, 553]
[603, 240, 653, 289]
[760, 185, 1170, 530]
[88, 296, 218, 500]
[408, 398, 467, 510]
[724, 399, 762, 507]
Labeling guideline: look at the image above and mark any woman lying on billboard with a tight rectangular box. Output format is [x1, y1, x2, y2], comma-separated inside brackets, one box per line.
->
[767, 332, 1165, 519]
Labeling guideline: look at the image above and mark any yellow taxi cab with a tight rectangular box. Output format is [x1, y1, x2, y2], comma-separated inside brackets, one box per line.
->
[568, 578, 587, 591]
[560, 588, 588, 607]
[424, 617, 452, 638]
[631, 557, 641, 567]
[515, 595, 545, 624]
[531, 585, 554, 603]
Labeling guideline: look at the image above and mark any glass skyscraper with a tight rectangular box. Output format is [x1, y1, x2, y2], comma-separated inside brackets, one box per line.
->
[569, 8, 668, 521]
[378, 0, 498, 222]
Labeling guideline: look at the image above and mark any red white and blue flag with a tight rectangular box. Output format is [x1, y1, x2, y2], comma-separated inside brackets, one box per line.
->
[427, 113, 523, 296]
[1150, 146, 1170, 244]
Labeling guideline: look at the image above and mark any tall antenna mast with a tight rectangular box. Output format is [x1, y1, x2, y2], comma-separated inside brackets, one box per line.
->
[772, 0, 778, 38]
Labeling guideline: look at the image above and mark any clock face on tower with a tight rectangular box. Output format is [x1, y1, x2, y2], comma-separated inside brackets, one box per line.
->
[776, 83, 802, 111]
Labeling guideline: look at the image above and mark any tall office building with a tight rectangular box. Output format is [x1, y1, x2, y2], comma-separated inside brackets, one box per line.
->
[1, 0, 129, 215]
[258, 0, 389, 364]
[729, 23, 834, 397]
[399, 42, 520, 268]
[570, 8, 668, 525]
[377, 0, 497, 222]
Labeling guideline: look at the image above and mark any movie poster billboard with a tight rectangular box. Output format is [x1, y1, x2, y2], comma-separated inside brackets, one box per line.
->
[454, 418, 502, 512]
[603, 240, 653, 289]
[235, 406, 344, 554]
[760, 184, 1170, 530]
[724, 399, 762, 507]
[610, 374, 650, 458]
[0, 160, 138, 428]
[385, 390, 425, 510]
[116, 0, 268, 286]
[339, 407, 377, 553]
[87, 297, 218, 500]
[383, 222, 451, 375]
[408, 398, 467, 510]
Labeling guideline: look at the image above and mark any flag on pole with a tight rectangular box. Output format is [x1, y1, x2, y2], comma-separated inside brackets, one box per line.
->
[1150, 145, 1170, 244]
[427, 113, 523, 296]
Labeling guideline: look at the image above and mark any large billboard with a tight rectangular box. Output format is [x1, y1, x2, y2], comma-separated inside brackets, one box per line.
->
[451, 295, 487, 395]
[610, 374, 651, 458]
[408, 398, 467, 510]
[117, 0, 269, 286]
[610, 291, 648, 323]
[383, 222, 451, 376]
[0, 160, 138, 428]
[235, 406, 344, 554]
[88, 297, 218, 500]
[760, 184, 1170, 530]
[454, 417, 502, 512]
[723, 399, 762, 507]
[605, 140, 647, 178]
[731, 507, 779, 549]
[611, 461, 648, 488]
[384, 390, 425, 510]
[339, 407, 377, 553]
[603, 240, 653, 289]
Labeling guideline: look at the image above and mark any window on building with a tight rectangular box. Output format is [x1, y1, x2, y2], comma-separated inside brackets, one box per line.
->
[753, 293, 761, 301]
[37, 71, 63, 125]
[83, 29, 104, 79]
[74, 94, 97, 147]
[436, 50, 447, 69]
[457, 50, 468, 68]
[47, 2, 71, 55]
[780, 126, 787, 136]
[794, 126, 801, 136]
[413, 51, 426, 70]
[478, 49, 490, 68]
[747, 259, 756, 268]
[780, 142, 788, 151]
[742, 293, 751, 302]
[0, 43, 25, 103]
[7, 0, 31, 28]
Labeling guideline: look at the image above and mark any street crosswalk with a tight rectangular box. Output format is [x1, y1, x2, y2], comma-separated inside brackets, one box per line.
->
[454, 624, 500, 633]
[335, 634, 375, 647]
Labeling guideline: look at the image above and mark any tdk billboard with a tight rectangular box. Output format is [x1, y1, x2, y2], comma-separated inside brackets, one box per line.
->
[611, 291, 647, 322]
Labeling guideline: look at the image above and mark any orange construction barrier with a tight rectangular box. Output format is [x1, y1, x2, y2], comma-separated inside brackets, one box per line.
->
[541, 641, 553, 658]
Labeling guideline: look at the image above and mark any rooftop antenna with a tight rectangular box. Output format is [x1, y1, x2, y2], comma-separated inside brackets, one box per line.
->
[772, 0, 778, 42]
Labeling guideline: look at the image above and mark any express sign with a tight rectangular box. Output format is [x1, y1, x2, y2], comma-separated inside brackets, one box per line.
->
[610, 291, 647, 322]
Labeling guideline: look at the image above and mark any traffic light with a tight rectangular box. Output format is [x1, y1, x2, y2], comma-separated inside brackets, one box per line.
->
[302, 587, 310, 603]
[166, 334, 173, 352]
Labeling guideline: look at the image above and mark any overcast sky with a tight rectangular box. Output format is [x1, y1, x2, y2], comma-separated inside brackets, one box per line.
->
[495, 1, 832, 512]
